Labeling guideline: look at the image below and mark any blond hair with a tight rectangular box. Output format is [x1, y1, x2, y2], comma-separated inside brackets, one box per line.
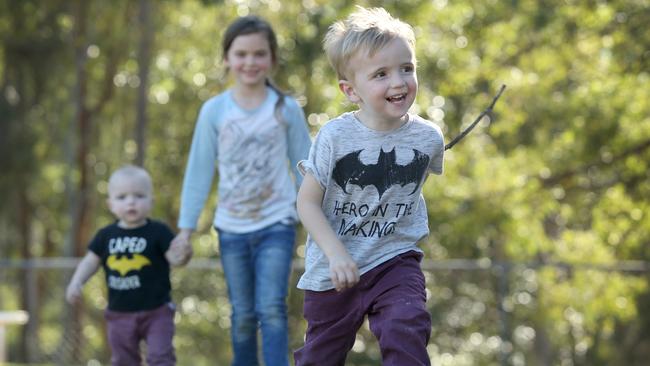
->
[323, 6, 416, 80]
[107, 165, 153, 193]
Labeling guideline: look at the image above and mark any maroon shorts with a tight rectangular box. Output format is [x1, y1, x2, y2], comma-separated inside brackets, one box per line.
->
[105, 302, 176, 366]
[294, 251, 431, 366]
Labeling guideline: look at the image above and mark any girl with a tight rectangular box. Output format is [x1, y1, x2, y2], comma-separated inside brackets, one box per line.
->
[171, 15, 311, 366]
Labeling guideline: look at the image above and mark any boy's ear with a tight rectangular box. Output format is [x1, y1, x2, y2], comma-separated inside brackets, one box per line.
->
[338, 80, 360, 103]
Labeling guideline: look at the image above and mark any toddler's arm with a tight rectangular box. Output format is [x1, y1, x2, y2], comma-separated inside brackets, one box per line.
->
[65, 252, 101, 304]
[297, 173, 359, 291]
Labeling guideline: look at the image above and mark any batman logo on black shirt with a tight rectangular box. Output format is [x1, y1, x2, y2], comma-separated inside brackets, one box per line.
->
[107, 254, 151, 276]
[332, 148, 430, 198]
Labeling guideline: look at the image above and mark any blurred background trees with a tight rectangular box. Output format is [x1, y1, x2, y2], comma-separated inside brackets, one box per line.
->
[0, 0, 649, 365]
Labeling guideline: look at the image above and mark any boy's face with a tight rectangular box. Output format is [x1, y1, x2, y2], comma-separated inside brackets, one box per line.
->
[107, 174, 152, 228]
[339, 37, 417, 128]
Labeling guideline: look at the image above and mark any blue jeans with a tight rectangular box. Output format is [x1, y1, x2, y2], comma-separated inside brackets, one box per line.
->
[217, 221, 296, 366]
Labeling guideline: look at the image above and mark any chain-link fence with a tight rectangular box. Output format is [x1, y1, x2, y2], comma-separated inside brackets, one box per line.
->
[1, 258, 648, 366]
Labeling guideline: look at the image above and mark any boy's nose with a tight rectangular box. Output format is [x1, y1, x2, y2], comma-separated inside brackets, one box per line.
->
[390, 74, 407, 87]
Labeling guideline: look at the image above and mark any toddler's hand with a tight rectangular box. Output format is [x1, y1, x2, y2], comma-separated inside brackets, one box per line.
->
[328, 252, 359, 291]
[65, 282, 83, 304]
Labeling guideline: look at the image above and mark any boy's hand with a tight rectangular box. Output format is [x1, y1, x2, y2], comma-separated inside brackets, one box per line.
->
[65, 282, 83, 304]
[297, 173, 359, 291]
[328, 251, 359, 291]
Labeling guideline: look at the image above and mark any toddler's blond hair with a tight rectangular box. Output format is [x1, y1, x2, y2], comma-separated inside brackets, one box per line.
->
[107, 165, 153, 194]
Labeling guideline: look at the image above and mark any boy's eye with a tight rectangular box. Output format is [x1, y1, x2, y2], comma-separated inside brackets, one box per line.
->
[402, 65, 414, 73]
[374, 71, 386, 78]
[255, 50, 268, 57]
[136, 193, 146, 199]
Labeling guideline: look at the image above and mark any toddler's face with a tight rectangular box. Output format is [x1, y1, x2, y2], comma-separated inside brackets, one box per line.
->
[107, 175, 152, 228]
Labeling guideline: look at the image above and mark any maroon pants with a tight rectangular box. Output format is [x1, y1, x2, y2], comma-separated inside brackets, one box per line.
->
[294, 251, 431, 366]
[105, 303, 176, 366]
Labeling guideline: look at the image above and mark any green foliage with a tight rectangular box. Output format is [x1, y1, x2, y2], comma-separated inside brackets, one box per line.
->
[1, 0, 649, 364]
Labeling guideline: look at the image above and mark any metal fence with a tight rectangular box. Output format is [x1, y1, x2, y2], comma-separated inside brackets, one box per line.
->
[1, 257, 648, 366]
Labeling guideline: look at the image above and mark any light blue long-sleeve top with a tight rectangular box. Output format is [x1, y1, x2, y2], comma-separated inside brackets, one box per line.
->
[178, 87, 312, 233]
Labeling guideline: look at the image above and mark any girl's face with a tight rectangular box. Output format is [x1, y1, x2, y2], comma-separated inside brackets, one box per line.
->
[224, 32, 274, 88]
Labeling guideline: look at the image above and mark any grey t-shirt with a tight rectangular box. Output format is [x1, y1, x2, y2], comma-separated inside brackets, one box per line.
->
[298, 112, 444, 291]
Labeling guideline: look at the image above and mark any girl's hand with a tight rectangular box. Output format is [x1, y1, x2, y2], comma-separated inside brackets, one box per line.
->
[168, 229, 194, 266]
[328, 251, 359, 291]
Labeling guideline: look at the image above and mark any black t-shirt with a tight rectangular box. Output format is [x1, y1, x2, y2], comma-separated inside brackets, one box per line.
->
[89, 219, 175, 312]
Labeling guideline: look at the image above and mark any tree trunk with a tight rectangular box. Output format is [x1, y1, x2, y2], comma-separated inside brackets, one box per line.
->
[61, 1, 90, 362]
[18, 175, 38, 364]
[135, 0, 153, 167]
[60, 2, 120, 362]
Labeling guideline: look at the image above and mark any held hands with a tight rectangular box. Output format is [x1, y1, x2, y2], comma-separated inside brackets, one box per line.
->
[168, 229, 194, 266]
[328, 251, 360, 292]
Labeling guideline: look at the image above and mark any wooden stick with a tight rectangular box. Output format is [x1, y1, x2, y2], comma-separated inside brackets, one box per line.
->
[445, 84, 506, 151]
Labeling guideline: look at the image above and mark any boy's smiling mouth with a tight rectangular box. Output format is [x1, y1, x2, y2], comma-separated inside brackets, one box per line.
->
[387, 93, 406, 102]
